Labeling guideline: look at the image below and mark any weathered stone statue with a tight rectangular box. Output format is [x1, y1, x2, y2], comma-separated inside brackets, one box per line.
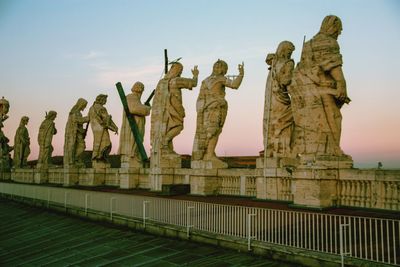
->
[64, 98, 89, 167]
[13, 116, 30, 168]
[192, 60, 244, 168]
[118, 82, 151, 167]
[37, 111, 57, 168]
[150, 62, 198, 167]
[89, 94, 118, 167]
[288, 15, 351, 162]
[263, 41, 295, 158]
[0, 97, 12, 172]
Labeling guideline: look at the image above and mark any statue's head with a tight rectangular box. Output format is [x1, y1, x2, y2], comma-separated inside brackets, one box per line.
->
[0, 96, 10, 116]
[166, 62, 183, 78]
[46, 110, 57, 120]
[212, 59, 228, 75]
[77, 98, 88, 111]
[319, 15, 342, 39]
[20, 116, 29, 126]
[131, 81, 145, 94]
[276, 41, 295, 59]
[95, 94, 108, 105]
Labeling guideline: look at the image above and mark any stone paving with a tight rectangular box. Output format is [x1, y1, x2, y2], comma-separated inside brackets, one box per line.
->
[0, 199, 294, 267]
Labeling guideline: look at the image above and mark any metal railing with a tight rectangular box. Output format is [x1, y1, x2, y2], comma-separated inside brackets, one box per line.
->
[0, 182, 398, 266]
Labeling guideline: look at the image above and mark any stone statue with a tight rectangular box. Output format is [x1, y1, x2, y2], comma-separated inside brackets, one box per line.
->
[89, 94, 118, 166]
[263, 41, 295, 158]
[288, 15, 351, 161]
[37, 111, 57, 168]
[118, 82, 151, 167]
[150, 62, 198, 166]
[0, 97, 12, 172]
[64, 98, 89, 167]
[192, 60, 244, 168]
[13, 116, 30, 168]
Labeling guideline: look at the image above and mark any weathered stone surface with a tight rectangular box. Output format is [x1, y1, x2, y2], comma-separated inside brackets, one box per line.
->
[288, 15, 351, 161]
[192, 60, 244, 169]
[64, 98, 89, 168]
[37, 111, 57, 169]
[13, 116, 30, 168]
[263, 41, 295, 159]
[119, 167, 140, 189]
[89, 94, 118, 166]
[150, 62, 198, 190]
[118, 82, 151, 168]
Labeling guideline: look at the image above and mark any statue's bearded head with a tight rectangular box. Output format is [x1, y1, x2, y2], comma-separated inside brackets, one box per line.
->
[166, 62, 183, 78]
[320, 15, 343, 39]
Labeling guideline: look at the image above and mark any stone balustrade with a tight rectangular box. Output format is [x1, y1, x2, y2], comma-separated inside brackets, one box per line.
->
[2, 165, 399, 211]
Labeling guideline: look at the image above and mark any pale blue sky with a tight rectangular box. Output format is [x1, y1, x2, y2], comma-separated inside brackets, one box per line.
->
[1, 0, 399, 168]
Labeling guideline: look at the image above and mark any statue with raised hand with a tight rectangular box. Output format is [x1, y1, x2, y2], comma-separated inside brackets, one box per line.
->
[192, 60, 244, 168]
[150, 62, 198, 167]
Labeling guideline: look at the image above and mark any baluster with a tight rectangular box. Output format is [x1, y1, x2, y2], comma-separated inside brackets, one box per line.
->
[349, 181, 356, 206]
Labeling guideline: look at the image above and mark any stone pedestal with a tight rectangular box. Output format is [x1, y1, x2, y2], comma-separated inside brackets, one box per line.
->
[149, 167, 176, 191]
[119, 167, 140, 189]
[34, 168, 48, 184]
[79, 168, 105, 186]
[190, 169, 218, 195]
[292, 168, 339, 209]
[63, 167, 80, 186]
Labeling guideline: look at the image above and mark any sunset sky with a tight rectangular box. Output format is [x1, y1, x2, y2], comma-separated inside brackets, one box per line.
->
[1, 0, 399, 168]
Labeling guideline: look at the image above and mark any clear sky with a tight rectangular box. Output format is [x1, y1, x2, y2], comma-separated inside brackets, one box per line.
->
[1, 0, 399, 168]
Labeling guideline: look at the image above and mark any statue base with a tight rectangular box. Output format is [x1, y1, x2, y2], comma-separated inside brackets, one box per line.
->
[119, 167, 140, 189]
[190, 169, 219, 195]
[63, 166, 80, 186]
[34, 167, 48, 184]
[79, 168, 105, 186]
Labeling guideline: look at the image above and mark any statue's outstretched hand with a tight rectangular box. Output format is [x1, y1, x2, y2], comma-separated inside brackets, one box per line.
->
[238, 62, 244, 75]
[192, 65, 199, 77]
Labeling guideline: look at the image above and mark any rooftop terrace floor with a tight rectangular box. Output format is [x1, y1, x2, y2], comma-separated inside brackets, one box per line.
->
[0, 199, 294, 267]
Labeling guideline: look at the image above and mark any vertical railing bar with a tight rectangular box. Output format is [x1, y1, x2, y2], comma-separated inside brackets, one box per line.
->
[393, 220, 397, 265]
[317, 214, 319, 251]
[358, 217, 362, 258]
[312, 213, 315, 250]
[375, 218, 379, 261]
[364, 218, 368, 260]
[381, 219, 384, 262]
[299, 212, 302, 248]
[386, 220, 390, 264]
[330, 215, 333, 253]
[353, 217, 357, 258]
[64, 191, 69, 211]
[370, 218, 373, 261]
[277, 210, 280, 244]
[143, 200, 150, 228]
[186, 206, 194, 238]
[348, 217, 352, 256]
[110, 197, 116, 220]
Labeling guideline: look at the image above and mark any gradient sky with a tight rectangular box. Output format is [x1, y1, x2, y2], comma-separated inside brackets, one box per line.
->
[1, 0, 399, 168]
